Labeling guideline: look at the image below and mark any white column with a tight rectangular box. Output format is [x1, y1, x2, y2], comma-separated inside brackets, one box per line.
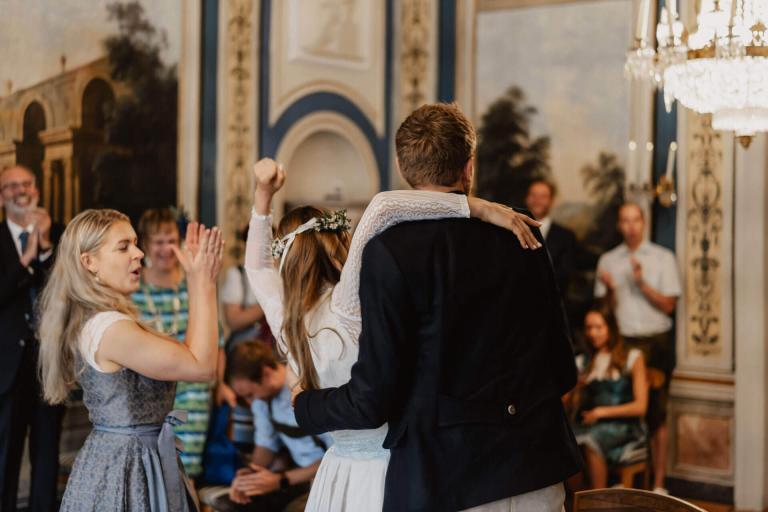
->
[215, 0, 259, 268]
[177, 0, 202, 219]
[734, 133, 768, 510]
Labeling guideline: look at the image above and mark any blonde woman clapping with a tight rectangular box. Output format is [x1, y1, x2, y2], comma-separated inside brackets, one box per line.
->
[38, 209, 224, 512]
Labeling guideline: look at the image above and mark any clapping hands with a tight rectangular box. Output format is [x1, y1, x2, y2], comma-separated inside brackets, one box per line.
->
[27, 207, 52, 249]
[229, 464, 281, 503]
[172, 222, 225, 284]
[630, 257, 644, 285]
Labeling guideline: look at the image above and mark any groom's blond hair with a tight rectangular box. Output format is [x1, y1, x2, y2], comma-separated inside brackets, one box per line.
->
[395, 102, 476, 188]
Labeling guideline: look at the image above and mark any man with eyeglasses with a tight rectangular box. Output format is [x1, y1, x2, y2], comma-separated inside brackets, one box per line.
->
[0, 165, 64, 512]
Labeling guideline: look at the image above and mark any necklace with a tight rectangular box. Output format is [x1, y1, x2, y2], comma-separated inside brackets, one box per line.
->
[141, 282, 183, 337]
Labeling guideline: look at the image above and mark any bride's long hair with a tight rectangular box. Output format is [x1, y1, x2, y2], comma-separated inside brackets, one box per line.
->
[276, 206, 350, 390]
[38, 209, 139, 404]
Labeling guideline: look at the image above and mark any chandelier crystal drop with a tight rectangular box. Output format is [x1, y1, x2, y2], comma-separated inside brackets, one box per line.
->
[625, 0, 768, 146]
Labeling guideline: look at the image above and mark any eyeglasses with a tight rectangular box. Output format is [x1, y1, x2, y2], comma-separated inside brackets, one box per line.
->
[0, 180, 34, 192]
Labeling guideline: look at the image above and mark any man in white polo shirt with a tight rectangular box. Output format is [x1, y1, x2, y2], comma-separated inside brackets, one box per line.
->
[594, 202, 681, 494]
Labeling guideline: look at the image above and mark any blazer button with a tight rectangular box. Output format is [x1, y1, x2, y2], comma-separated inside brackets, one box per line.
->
[19, 339, 26, 347]
[507, 404, 516, 416]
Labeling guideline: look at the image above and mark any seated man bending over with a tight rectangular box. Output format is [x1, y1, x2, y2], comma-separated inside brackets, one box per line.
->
[214, 341, 331, 512]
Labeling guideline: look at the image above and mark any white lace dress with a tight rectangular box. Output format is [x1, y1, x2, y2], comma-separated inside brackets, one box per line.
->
[244, 190, 470, 511]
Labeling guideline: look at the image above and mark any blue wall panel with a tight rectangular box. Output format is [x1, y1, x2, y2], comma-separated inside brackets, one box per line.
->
[199, 0, 219, 226]
[437, 0, 457, 103]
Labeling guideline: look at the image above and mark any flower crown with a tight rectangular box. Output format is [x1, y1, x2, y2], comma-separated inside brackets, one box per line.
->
[271, 209, 352, 261]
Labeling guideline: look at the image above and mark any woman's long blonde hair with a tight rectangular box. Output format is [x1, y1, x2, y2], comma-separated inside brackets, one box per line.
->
[277, 206, 350, 390]
[38, 209, 139, 404]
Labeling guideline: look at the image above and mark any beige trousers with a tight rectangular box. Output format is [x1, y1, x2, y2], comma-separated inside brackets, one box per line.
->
[460, 483, 565, 512]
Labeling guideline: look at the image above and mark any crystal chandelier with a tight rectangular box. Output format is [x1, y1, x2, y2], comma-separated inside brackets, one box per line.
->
[625, 0, 768, 147]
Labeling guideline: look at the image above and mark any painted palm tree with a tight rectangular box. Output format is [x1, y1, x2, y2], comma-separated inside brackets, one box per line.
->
[582, 152, 624, 207]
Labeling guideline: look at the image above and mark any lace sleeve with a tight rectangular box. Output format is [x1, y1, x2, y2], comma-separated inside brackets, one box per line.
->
[245, 210, 274, 270]
[331, 190, 470, 339]
[244, 211, 285, 343]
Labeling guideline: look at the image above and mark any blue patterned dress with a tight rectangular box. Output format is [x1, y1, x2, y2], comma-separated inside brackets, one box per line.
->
[61, 312, 197, 511]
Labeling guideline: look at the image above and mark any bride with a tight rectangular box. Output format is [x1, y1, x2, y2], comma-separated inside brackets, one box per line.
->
[244, 158, 541, 510]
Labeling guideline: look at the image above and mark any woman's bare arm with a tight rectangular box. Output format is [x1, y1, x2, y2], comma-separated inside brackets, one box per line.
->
[97, 225, 225, 381]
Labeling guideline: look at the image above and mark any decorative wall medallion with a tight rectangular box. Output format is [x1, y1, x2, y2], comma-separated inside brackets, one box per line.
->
[286, 0, 371, 68]
[269, 1, 386, 134]
[223, 0, 255, 262]
[685, 113, 724, 357]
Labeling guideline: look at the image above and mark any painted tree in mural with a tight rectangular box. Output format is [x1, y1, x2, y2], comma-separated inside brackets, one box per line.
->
[475, 86, 551, 208]
[87, 1, 177, 222]
[580, 151, 625, 254]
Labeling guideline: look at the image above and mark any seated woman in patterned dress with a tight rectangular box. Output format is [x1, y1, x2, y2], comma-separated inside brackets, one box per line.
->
[571, 305, 649, 489]
[37, 209, 224, 512]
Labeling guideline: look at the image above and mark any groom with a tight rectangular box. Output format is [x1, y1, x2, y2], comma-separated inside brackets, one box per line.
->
[293, 103, 582, 511]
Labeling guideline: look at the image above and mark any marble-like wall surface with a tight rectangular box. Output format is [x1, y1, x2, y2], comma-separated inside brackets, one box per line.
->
[671, 110, 735, 488]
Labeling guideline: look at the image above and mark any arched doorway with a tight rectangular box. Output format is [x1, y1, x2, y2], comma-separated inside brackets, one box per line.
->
[16, 101, 46, 185]
[81, 78, 115, 135]
[273, 112, 380, 225]
[79, 78, 115, 210]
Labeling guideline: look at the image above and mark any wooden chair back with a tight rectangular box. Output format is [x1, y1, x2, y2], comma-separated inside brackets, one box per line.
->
[573, 488, 708, 512]
[647, 367, 666, 390]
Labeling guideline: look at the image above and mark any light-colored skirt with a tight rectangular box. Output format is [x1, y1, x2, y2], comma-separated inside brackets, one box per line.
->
[305, 428, 390, 512]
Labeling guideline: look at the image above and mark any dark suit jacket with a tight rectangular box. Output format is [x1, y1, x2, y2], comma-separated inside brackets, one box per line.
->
[0, 220, 62, 394]
[545, 222, 576, 295]
[295, 218, 582, 512]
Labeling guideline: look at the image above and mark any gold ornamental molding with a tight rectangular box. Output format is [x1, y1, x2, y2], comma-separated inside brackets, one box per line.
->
[684, 113, 725, 359]
[400, 0, 432, 115]
[220, 0, 257, 265]
[688, 45, 768, 59]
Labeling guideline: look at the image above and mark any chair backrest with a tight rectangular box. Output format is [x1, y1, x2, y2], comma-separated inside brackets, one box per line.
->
[647, 367, 666, 390]
[574, 488, 709, 512]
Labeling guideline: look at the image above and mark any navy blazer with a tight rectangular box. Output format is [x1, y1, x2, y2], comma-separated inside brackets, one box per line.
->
[295, 217, 582, 511]
[0, 220, 62, 394]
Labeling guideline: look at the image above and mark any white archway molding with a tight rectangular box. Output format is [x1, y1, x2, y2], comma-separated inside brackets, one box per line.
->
[270, 80, 381, 136]
[272, 111, 380, 219]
